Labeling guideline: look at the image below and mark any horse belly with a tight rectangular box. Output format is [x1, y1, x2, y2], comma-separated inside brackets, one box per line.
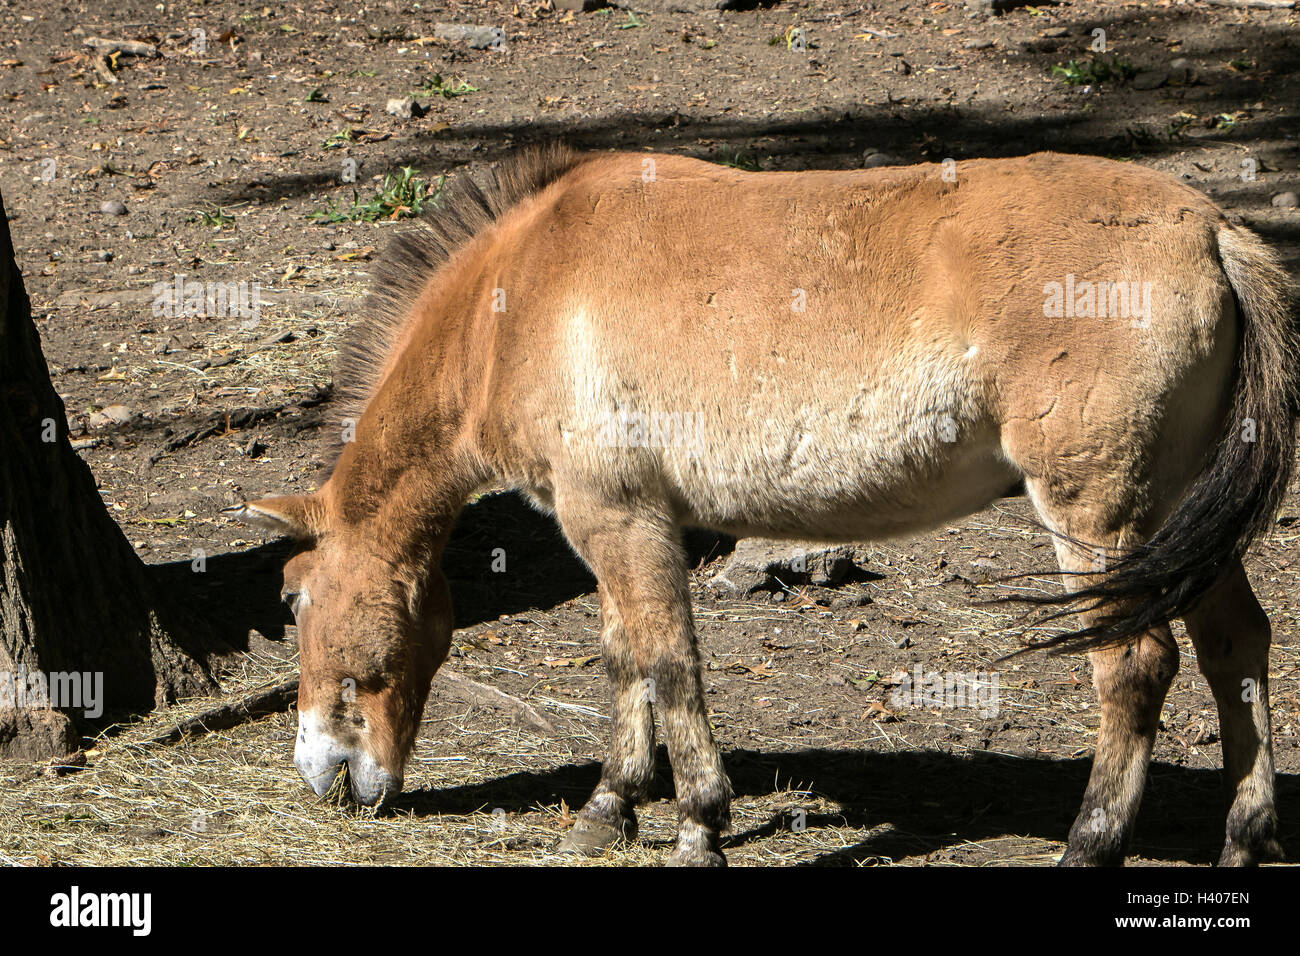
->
[545, 307, 1018, 541]
[637, 366, 1020, 541]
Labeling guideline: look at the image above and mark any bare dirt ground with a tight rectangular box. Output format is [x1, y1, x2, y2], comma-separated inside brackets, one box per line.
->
[2, 0, 1299, 866]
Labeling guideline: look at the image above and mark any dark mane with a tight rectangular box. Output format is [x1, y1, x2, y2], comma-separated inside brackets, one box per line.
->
[325, 143, 591, 467]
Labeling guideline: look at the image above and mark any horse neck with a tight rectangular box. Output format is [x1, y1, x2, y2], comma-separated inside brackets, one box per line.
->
[324, 299, 488, 571]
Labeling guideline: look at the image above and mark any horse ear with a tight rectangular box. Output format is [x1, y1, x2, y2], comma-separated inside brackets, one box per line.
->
[224, 496, 322, 539]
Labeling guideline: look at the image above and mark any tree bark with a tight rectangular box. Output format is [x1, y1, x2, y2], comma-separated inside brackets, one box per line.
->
[0, 189, 215, 760]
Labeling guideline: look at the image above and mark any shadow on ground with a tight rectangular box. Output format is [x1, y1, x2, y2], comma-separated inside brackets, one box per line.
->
[150, 490, 735, 654]
[392, 746, 1299, 866]
[211, 15, 1300, 211]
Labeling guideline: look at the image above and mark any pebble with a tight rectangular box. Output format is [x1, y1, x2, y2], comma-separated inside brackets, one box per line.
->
[386, 96, 416, 119]
[1272, 191, 1299, 208]
[433, 23, 505, 50]
[89, 405, 133, 429]
[862, 151, 898, 168]
[100, 200, 127, 216]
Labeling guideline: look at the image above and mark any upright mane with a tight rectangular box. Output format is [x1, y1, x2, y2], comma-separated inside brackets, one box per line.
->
[326, 143, 592, 467]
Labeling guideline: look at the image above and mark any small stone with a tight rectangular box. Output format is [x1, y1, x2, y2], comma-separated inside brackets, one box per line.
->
[710, 539, 859, 596]
[1271, 191, 1299, 209]
[553, 0, 607, 9]
[100, 200, 127, 216]
[433, 23, 506, 50]
[89, 404, 133, 429]
[1041, 27, 1069, 38]
[95, 250, 113, 262]
[20, 112, 48, 125]
[963, 39, 995, 50]
[895, 636, 912, 649]
[386, 96, 416, 119]
[861, 151, 898, 169]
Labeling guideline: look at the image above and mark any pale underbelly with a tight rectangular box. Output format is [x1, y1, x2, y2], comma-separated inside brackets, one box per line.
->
[664, 432, 1022, 542]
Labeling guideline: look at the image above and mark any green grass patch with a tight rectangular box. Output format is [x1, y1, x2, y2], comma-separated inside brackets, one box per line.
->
[717, 150, 761, 172]
[1050, 55, 1136, 86]
[309, 166, 445, 224]
[189, 203, 236, 229]
[411, 73, 479, 99]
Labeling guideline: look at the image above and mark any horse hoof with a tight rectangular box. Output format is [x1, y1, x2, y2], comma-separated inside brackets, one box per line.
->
[1218, 838, 1284, 867]
[1057, 846, 1122, 867]
[556, 819, 629, 856]
[666, 847, 726, 867]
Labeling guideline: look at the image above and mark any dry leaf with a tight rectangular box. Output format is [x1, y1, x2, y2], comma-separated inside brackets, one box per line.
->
[862, 700, 899, 722]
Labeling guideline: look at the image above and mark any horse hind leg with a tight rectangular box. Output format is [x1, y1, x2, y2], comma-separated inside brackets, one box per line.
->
[1059, 622, 1178, 866]
[1182, 560, 1283, 866]
[1028, 492, 1179, 866]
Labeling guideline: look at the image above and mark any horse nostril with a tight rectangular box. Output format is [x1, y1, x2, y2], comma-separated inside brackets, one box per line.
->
[293, 735, 347, 797]
[345, 755, 401, 808]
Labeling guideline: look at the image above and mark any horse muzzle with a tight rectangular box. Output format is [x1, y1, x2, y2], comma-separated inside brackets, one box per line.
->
[294, 710, 402, 806]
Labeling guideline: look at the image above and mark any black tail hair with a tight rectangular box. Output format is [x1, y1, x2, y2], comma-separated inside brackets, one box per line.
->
[1011, 225, 1300, 655]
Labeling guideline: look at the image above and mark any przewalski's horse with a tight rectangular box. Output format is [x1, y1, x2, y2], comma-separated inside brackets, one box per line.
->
[232, 148, 1298, 866]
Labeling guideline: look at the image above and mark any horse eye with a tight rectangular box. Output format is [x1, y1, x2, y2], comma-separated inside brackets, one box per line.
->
[282, 590, 302, 614]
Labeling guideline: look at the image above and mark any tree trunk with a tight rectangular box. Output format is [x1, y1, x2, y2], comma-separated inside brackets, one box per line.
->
[0, 189, 215, 760]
